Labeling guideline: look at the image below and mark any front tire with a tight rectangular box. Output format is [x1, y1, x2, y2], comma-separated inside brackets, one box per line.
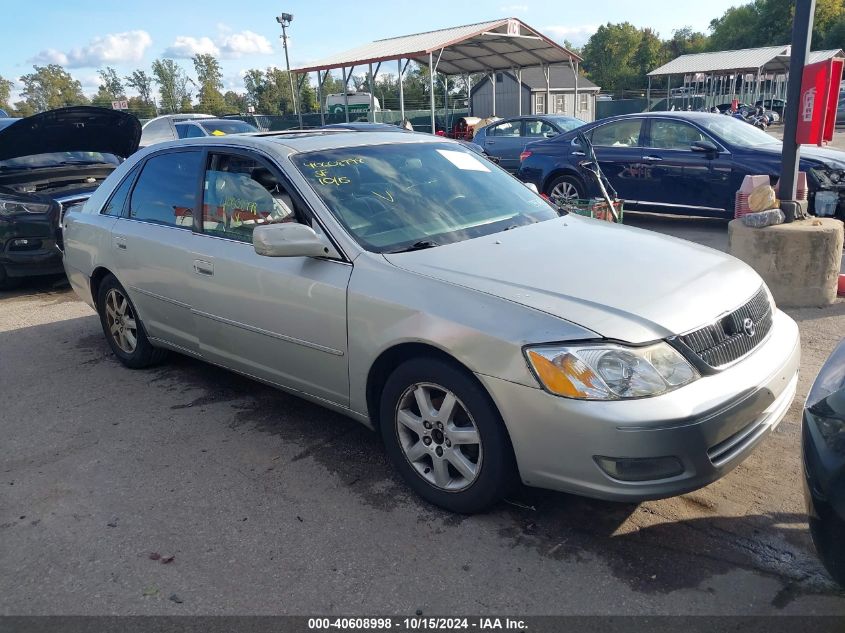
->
[379, 357, 515, 513]
[96, 274, 167, 369]
[546, 174, 585, 205]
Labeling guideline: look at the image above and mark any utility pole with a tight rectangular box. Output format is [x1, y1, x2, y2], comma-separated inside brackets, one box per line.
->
[276, 12, 303, 129]
[779, 0, 815, 222]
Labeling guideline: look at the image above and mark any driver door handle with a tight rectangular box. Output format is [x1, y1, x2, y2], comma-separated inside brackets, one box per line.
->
[571, 151, 586, 156]
[193, 260, 214, 276]
[643, 155, 663, 162]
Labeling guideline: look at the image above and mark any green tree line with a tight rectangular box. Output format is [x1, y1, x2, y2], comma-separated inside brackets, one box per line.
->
[1, 0, 843, 116]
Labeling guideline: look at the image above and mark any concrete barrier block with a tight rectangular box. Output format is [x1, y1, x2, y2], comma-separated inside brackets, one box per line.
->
[728, 218, 844, 308]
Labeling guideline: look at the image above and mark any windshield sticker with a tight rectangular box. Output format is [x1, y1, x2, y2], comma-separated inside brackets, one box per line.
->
[211, 130, 226, 136]
[436, 149, 490, 172]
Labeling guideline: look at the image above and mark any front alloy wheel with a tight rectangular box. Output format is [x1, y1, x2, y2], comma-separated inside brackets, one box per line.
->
[105, 288, 138, 354]
[395, 383, 482, 491]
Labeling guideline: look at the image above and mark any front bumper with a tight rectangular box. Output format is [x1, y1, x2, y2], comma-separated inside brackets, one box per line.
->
[478, 309, 801, 501]
[0, 214, 64, 278]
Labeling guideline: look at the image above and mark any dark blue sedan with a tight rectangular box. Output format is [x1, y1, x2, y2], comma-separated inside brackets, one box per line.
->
[472, 115, 584, 172]
[517, 112, 845, 218]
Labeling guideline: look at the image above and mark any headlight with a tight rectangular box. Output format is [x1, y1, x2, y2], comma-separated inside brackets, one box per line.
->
[806, 338, 845, 409]
[525, 342, 699, 400]
[0, 197, 52, 216]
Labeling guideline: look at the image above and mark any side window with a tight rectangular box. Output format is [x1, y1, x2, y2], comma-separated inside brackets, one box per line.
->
[185, 124, 205, 138]
[202, 153, 300, 243]
[590, 119, 642, 147]
[488, 121, 520, 137]
[649, 120, 708, 151]
[175, 124, 190, 139]
[101, 166, 139, 217]
[129, 151, 203, 228]
[523, 120, 556, 138]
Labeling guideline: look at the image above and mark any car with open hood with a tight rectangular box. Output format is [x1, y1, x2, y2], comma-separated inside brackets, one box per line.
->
[0, 106, 140, 288]
[62, 130, 800, 513]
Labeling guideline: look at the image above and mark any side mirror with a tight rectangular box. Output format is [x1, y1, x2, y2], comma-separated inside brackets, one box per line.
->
[691, 140, 719, 156]
[253, 223, 334, 258]
[524, 182, 539, 194]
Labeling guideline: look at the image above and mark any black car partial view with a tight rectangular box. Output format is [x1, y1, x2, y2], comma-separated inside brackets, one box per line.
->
[803, 337, 845, 587]
[0, 106, 140, 289]
[517, 112, 845, 219]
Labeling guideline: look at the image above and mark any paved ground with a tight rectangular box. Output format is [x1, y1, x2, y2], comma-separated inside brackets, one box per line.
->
[2, 227, 845, 616]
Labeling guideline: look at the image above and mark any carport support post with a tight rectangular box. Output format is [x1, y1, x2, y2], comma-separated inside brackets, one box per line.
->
[466, 73, 472, 116]
[780, 0, 816, 222]
[316, 71, 325, 126]
[490, 71, 496, 116]
[666, 74, 671, 110]
[569, 58, 578, 117]
[398, 59, 405, 123]
[342, 67, 350, 123]
[516, 68, 522, 115]
[429, 52, 436, 134]
[544, 65, 551, 115]
[646, 75, 652, 111]
[368, 63, 376, 122]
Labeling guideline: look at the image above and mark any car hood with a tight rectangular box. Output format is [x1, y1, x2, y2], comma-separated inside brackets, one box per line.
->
[383, 216, 763, 343]
[0, 106, 140, 161]
[751, 142, 845, 170]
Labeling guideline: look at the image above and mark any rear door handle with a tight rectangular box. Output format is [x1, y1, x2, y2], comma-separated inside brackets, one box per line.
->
[643, 155, 663, 162]
[486, 140, 496, 145]
[113, 235, 127, 250]
[571, 151, 586, 156]
[193, 259, 214, 276]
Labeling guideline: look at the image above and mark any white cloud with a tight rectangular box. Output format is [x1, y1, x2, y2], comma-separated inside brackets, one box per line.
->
[542, 24, 598, 47]
[163, 29, 273, 60]
[499, 4, 528, 13]
[219, 30, 273, 58]
[163, 36, 219, 59]
[30, 31, 152, 68]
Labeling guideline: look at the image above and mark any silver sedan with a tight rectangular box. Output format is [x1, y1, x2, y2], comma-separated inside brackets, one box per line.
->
[62, 131, 800, 513]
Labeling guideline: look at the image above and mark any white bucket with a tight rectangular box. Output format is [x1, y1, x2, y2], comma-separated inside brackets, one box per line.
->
[815, 191, 839, 217]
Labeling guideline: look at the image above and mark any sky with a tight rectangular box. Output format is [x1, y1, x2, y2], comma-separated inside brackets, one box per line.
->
[1, 0, 743, 102]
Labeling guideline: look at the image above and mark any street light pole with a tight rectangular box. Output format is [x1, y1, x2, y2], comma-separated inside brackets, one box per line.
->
[277, 12, 303, 129]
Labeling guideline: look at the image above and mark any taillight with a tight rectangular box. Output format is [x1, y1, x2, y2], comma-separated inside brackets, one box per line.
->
[519, 150, 532, 162]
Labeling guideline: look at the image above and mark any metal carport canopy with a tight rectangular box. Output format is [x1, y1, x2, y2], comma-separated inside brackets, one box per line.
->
[293, 18, 581, 75]
[292, 18, 581, 132]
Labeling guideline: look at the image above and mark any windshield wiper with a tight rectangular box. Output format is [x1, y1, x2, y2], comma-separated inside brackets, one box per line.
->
[386, 240, 440, 254]
[56, 161, 111, 166]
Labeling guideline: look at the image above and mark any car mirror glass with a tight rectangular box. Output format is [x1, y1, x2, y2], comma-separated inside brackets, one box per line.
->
[691, 140, 718, 155]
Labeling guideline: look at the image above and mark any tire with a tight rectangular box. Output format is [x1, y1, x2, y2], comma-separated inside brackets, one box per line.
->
[546, 174, 585, 205]
[379, 357, 516, 513]
[96, 274, 167, 369]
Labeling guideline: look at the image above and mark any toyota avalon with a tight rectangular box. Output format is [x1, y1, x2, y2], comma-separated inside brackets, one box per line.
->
[62, 131, 800, 513]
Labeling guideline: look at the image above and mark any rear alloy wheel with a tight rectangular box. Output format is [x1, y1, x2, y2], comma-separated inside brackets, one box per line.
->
[380, 357, 515, 513]
[547, 175, 584, 205]
[97, 274, 167, 369]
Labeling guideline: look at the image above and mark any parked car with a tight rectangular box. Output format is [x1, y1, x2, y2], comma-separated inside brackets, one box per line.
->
[0, 106, 139, 289]
[140, 114, 256, 147]
[518, 112, 845, 218]
[837, 93, 844, 126]
[754, 98, 786, 117]
[472, 115, 585, 172]
[803, 337, 845, 587]
[63, 131, 800, 513]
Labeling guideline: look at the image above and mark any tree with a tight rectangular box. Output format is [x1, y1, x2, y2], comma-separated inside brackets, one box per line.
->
[19, 64, 88, 112]
[12, 101, 36, 118]
[192, 54, 225, 114]
[822, 13, 845, 47]
[665, 27, 709, 58]
[223, 90, 247, 113]
[92, 66, 125, 108]
[581, 23, 649, 92]
[125, 69, 156, 113]
[152, 59, 193, 114]
[0, 75, 13, 112]
[127, 96, 156, 119]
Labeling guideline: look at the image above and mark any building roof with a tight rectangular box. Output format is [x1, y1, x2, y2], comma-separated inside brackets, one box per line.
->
[648, 45, 845, 76]
[292, 18, 581, 75]
[513, 66, 600, 91]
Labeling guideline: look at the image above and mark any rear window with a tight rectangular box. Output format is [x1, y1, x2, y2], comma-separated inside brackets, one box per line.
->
[129, 151, 203, 228]
[199, 121, 257, 136]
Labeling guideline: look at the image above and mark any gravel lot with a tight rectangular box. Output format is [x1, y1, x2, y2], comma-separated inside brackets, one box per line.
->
[2, 184, 845, 616]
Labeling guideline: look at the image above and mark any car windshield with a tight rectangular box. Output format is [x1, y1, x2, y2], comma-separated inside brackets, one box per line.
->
[547, 116, 585, 131]
[697, 116, 780, 147]
[0, 151, 119, 170]
[292, 143, 559, 253]
[199, 121, 257, 135]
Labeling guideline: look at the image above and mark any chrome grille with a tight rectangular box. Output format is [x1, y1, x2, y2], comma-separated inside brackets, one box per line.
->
[679, 287, 772, 369]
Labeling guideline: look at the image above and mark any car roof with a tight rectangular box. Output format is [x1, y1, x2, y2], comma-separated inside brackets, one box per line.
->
[137, 130, 455, 156]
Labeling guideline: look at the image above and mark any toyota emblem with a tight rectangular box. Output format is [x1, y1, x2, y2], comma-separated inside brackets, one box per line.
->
[743, 317, 756, 337]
